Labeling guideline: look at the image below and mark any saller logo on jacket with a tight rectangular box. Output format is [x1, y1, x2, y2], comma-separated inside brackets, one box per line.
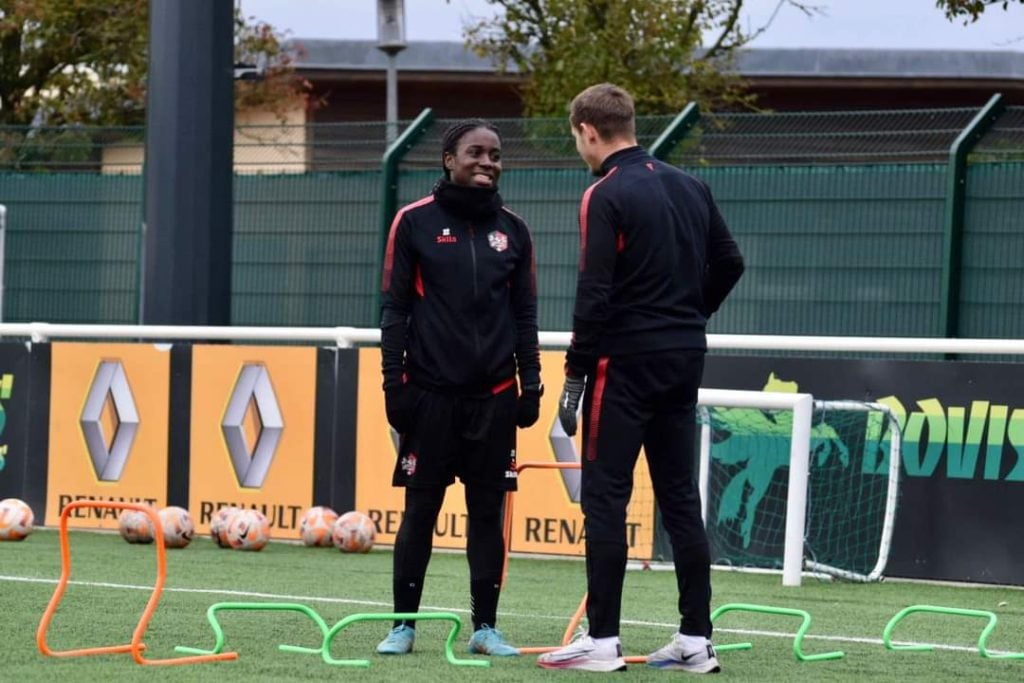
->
[436, 227, 457, 244]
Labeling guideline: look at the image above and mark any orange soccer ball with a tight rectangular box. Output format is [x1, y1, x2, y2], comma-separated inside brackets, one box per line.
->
[118, 508, 156, 544]
[0, 498, 34, 541]
[299, 506, 339, 547]
[209, 506, 241, 548]
[158, 506, 195, 549]
[226, 509, 270, 551]
[332, 511, 375, 554]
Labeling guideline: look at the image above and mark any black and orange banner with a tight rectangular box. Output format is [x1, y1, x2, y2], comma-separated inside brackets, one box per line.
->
[354, 348, 656, 558]
[0, 343, 34, 503]
[45, 343, 171, 529]
[188, 345, 317, 540]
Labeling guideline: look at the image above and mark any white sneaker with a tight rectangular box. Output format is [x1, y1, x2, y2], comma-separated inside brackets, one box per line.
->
[646, 633, 721, 674]
[537, 634, 627, 672]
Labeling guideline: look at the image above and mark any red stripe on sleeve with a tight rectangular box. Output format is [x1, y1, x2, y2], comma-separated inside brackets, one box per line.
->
[577, 167, 618, 272]
[381, 195, 434, 291]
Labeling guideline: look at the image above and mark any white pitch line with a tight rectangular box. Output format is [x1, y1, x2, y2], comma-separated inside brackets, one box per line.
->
[1, 574, 1015, 656]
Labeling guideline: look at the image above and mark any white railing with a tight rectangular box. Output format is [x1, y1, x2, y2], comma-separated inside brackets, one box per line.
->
[0, 323, 380, 347]
[3, 324, 1024, 356]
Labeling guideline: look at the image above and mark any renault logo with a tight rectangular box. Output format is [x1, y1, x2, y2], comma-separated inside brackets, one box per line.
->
[81, 361, 139, 482]
[222, 364, 283, 488]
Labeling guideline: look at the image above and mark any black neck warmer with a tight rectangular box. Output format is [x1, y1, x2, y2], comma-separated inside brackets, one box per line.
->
[433, 177, 503, 221]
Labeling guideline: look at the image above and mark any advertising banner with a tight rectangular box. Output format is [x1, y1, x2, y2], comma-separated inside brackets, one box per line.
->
[45, 343, 171, 528]
[0, 344, 33, 502]
[355, 348, 656, 558]
[189, 345, 317, 540]
[703, 354, 1024, 585]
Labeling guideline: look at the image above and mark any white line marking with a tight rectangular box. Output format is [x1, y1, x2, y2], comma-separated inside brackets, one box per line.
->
[2, 574, 1015, 656]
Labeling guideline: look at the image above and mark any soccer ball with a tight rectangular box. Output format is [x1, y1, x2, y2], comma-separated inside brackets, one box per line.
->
[158, 506, 195, 549]
[299, 506, 339, 547]
[0, 498, 34, 541]
[332, 510, 375, 553]
[209, 506, 240, 548]
[225, 509, 270, 551]
[118, 508, 155, 544]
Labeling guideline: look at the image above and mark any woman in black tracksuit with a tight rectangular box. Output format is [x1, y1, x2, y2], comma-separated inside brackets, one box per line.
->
[376, 119, 541, 657]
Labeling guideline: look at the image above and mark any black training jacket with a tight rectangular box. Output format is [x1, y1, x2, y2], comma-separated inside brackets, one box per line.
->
[566, 146, 744, 377]
[380, 181, 540, 395]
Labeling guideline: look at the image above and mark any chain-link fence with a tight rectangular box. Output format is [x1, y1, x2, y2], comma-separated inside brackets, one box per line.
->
[972, 106, 1024, 162]
[666, 108, 979, 166]
[7, 106, 1019, 173]
[0, 104, 1022, 338]
[0, 126, 144, 173]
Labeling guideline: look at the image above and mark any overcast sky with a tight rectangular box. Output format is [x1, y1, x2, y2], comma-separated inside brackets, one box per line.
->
[237, 0, 1023, 51]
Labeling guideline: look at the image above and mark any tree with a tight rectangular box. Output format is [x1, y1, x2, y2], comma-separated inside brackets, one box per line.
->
[936, 0, 1024, 23]
[0, 0, 310, 127]
[462, 0, 816, 116]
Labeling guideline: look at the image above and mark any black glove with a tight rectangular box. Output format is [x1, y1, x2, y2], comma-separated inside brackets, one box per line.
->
[516, 383, 543, 428]
[557, 375, 586, 436]
[384, 383, 422, 433]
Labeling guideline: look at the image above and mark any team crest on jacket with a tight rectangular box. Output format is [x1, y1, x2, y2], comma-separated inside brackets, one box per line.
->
[487, 230, 508, 252]
[401, 453, 417, 476]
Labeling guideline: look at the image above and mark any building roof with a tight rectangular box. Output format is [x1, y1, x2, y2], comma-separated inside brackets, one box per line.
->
[293, 39, 510, 73]
[292, 39, 1024, 81]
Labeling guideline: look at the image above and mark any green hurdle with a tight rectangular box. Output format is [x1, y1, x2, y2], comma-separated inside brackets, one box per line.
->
[318, 611, 489, 668]
[175, 603, 488, 668]
[174, 602, 331, 656]
[883, 604, 1024, 659]
[711, 602, 845, 662]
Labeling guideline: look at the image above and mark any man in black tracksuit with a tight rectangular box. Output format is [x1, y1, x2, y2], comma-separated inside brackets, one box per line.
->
[378, 120, 541, 657]
[539, 85, 744, 674]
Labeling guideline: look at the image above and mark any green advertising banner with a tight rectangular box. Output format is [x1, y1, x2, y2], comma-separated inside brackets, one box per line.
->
[703, 355, 1024, 585]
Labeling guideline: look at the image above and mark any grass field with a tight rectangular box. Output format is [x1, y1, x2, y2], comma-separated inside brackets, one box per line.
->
[3, 529, 1024, 681]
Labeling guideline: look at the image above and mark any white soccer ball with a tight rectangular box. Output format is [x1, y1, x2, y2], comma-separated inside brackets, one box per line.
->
[226, 509, 270, 551]
[209, 506, 240, 548]
[118, 508, 155, 544]
[332, 510, 375, 553]
[158, 506, 195, 549]
[0, 498, 34, 541]
[299, 506, 339, 547]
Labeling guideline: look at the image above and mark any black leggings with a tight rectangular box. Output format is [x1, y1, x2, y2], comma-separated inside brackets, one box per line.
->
[392, 484, 506, 630]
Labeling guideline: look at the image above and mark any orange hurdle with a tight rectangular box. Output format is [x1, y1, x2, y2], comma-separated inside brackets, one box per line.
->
[501, 461, 583, 586]
[36, 500, 237, 667]
[501, 461, 649, 663]
[501, 462, 587, 653]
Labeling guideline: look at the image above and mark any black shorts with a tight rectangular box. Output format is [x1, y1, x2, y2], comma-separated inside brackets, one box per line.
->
[392, 384, 518, 491]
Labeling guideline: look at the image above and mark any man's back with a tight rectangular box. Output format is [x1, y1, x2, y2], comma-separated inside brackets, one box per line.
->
[573, 146, 743, 358]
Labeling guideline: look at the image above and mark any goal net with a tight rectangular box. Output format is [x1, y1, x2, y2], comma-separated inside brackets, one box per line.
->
[697, 388, 901, 585]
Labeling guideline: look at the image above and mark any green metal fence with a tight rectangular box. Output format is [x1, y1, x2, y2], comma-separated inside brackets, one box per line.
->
[0, 173, 141, 323]
[233, 171, 382, 327]
[691, 164, 949, 337]
[0, 105, 1021, 339]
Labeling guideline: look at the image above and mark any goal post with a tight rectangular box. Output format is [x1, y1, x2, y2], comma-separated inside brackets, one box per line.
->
[696, 388, 901, 587]
[698, 389, 813, 586]
[803, 400, 902, 584]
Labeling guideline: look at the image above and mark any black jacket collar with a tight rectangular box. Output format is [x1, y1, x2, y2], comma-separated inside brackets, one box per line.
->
[433, 177, 503, 220]
[596, 145, 650, 176]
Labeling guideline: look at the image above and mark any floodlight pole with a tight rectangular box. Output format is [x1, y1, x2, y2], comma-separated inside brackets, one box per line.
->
[376, 0, 407, 144]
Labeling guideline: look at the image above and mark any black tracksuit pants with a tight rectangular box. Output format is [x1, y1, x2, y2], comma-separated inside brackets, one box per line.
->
[580, 348, 713, 639]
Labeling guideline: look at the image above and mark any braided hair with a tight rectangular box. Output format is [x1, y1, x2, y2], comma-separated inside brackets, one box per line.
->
[440, 118, 501, 179]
